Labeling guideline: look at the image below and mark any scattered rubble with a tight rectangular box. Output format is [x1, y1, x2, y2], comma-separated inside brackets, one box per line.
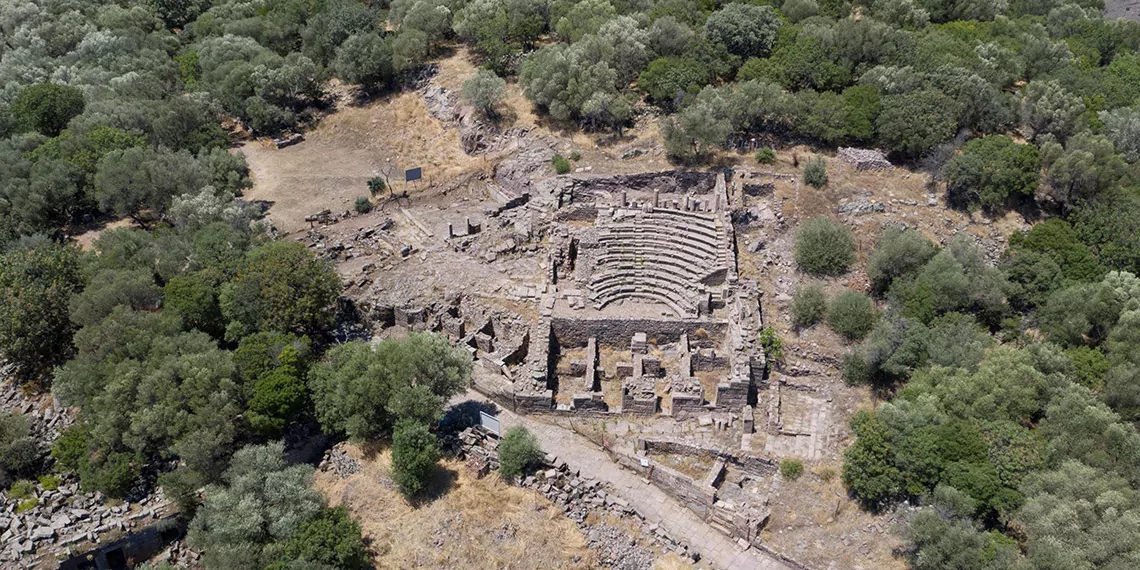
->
[0, 370, 72, 442]
[0, 476, 174, 565]
[836, 148, 892, 171]
[319, 443, 361, 479]
[836, 196, 887, 216]
[421, 85, 531, 155]
[271, 133, 303, 149]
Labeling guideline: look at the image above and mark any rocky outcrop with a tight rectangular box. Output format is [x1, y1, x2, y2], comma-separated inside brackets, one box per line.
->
[1, 478, 174, 565]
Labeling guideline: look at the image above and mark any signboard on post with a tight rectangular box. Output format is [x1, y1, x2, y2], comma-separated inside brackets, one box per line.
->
[479, 411, 501, 437]
[405, 167, 422, 182]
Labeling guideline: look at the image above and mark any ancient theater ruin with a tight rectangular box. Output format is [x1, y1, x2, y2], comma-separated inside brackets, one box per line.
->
[514, 171, 766, 418]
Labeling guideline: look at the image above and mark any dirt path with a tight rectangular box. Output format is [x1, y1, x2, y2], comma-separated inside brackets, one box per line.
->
[455, 389, 796, 570]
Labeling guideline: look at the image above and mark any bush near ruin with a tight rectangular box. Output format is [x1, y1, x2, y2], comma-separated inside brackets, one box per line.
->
[791, 283, 828, 329]
[795, 218, 855, 277]
[499, 427, 544, 480]
[391, 420, 441, 497]
[827, 290, 877, 341]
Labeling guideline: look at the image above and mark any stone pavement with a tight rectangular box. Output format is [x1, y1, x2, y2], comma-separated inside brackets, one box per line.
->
[457, 390, 795, 570]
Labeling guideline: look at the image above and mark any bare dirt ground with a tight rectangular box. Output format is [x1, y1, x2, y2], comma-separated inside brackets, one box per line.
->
[763, 461, 907, 570]
[241, 46, 673, 236]
[240, 79, 492, 234]
[315, 444, 596, 569]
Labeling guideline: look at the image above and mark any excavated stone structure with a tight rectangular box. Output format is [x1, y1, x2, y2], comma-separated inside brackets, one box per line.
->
[358, 169, 770, 420]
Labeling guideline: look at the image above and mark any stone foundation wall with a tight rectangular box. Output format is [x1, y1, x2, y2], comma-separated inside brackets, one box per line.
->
[551, 317, 728, 349]
[514, 391, 553, 413]
[715, 381, 749, 409]
[554, 205, 599, 222]
[692, 352, 730, 372]
[641, 437, 778, 478]
[572, 392, 608, 412]
[621, 392, 657, 415]
[567, 170, 720, 201]
[615, 455, 715, 519]
[670, 393, 705, 414]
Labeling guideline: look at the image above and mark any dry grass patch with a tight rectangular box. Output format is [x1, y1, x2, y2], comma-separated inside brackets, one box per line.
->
[315, 443, 594, 570]
[241, 87, 489, 233]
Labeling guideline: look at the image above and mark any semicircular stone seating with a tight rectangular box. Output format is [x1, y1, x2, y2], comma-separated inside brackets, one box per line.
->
[589, 208, 728, 316]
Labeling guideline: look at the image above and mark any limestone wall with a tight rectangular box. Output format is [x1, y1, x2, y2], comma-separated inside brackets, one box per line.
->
[640, 437, 778, 478]
[715, 381, 749, 409]
[670, 393, 705, 415]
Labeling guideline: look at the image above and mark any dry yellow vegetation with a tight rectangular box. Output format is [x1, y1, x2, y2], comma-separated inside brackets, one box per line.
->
[314, 444, 595, 570]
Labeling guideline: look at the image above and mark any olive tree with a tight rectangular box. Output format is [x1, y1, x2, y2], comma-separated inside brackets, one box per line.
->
[307, 334, 472, 441]
[704, 4, 782, 58]
[876, 90, 960, 158]
[1098, 106, 1140, 163]
[334, 33, 394, 88]
[219, 241, 342, 340]
[1020, 80, 1086, 142]
[11, 83, 86, 137]
[795, 218, 856, 276]
[0, 243, 84, 382]
[461, 70, 507, 119]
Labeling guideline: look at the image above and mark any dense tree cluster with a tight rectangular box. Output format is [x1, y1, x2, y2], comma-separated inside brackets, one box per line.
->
[459, 0, 1140, 210]
[187, 442, 367, 570]
[841, 212, 1140, 568]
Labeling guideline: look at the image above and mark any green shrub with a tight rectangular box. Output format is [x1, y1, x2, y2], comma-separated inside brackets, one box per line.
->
[498, 426, 544, 480]
[791, 283, 827, 329]
[780, 458, 804, 480]
[803, 156, 828, 188]
[552, 154, 571, 174]
[569, 151, 581, 161]
[37, 475, 60, 491]
[354, 196, 373, 214]
[367, 176, 386, 195]
[279, 507, 368, 570]
[866, 226, 938, 295]
[842, 349, 874, 384]
[755, 147, 776, 164]
[8, 479, 35, 499]
[15, 498, 36, 513]
[391, 420, 440, 497]
[794, 218, 855, 276]
[760, 326, 784, 362]
[828, 290, 877, 341]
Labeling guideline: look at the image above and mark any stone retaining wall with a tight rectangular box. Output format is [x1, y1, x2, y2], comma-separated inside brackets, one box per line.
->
[551, 317, 728, 349]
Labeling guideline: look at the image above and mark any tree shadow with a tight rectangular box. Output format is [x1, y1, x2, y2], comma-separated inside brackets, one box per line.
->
[359, 439, 389, 461]
[243, 199, 275, 220]
[408, 464, 458, 507]
[439, 399, 500, 435]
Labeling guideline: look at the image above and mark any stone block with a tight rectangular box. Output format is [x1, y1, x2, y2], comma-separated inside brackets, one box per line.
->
[631, 332, 648, 354]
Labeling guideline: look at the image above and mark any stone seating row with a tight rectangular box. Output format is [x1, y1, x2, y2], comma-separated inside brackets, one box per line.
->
[594, 252, 707, 281]
[590, 271, 701, 315]
[596, 243, 718, 275]
[591, 266, 698, 296]
[599, 233, 722, 261]
[590, 285, 694, 316]
[602, 218, 722, 247]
